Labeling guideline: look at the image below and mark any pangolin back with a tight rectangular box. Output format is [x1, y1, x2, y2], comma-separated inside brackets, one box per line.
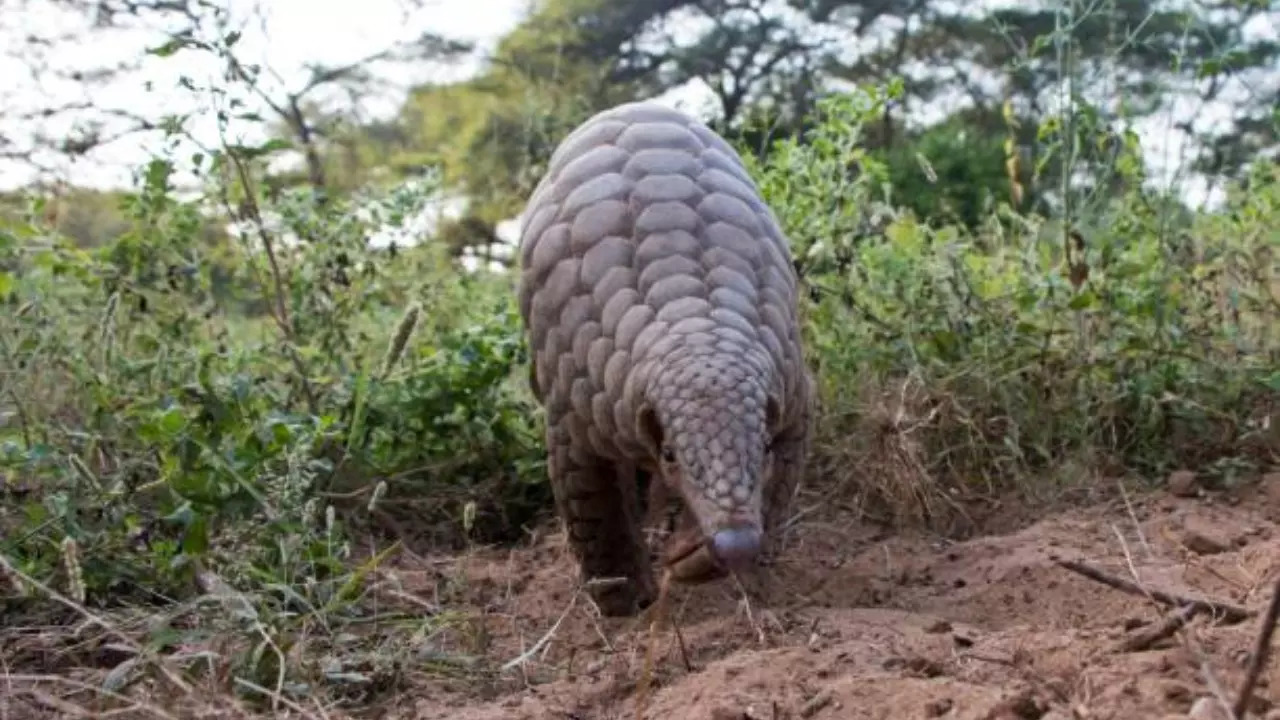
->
[516, 100, 811, 613]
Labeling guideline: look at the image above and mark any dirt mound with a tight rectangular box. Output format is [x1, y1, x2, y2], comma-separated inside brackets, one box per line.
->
[383, 478, 1280, 720]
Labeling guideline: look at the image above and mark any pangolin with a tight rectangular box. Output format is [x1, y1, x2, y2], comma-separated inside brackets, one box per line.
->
[516, 101, 815, 617]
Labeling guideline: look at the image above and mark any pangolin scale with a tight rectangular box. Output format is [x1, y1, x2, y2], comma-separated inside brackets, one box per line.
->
[516, 101, 814, 616]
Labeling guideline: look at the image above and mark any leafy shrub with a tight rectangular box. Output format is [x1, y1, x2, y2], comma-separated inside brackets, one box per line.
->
[0, 153, 545, 611]
[744, 88, 1280, 528]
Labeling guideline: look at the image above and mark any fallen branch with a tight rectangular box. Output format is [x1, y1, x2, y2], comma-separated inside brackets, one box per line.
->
[1113, 603, 1199, 653]
[1052, 557, 1252, 624]
[1233, 575, 1280, 718]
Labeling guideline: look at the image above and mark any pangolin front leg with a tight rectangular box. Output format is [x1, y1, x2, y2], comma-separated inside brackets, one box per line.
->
[547, 420, 657, 617]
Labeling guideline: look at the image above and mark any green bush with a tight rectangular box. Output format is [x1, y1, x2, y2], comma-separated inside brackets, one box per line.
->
[744, 88, 1279, 527]
[0, 156, 545, 612]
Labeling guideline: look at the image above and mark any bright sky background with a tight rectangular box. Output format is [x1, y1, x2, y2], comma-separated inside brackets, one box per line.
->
[0, 0, 1274, 217]
[0, 0, 537, 190]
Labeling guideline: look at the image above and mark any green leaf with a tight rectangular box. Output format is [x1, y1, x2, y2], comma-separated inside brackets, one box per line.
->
[147, 39, 184, 57]
[181, 512, 209, 555]
[227, 138, 293, 160]
[1067, 290, 1097, 310]
[153, 406, 188, 439]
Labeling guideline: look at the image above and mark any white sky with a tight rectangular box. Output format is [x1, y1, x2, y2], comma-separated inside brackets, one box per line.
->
[0, 0, 1274, 215]
[0, 0, 538, 190]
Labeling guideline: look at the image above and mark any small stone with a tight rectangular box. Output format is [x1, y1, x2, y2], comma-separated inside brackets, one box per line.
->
[1160, 680, 1194, 704]
[924, 619, 952, 634]
[799, 690, 834, 718]
[1168, 470, 1199, 497]
[1183, 529, 1231, 554]
[987, 691, 1045, 719]
[924, 698, 953, 717]
[1182, 519, 1232, 555]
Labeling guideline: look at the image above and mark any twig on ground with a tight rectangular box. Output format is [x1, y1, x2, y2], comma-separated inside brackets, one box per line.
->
[1086, 533, 1241, 718]
[500, 587, 579, 673]
[500, 576, 626, 674]
[0, 674, 178, 720]
[731, 572, 767, 646]
[233, 677, 327, 719]
[1113, 604, 1199, 653]
[1232, 575, 1280, 719]
[799, 690, 834, 718]
[21, 688, 91, 717]
[1185, 629, 1240, 720]
[1052, 557, 1252, 624]
[1113, 482, 1154, 561]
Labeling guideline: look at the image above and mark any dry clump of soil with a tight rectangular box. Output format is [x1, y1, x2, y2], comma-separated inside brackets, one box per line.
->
[386, 474, 1280, 720]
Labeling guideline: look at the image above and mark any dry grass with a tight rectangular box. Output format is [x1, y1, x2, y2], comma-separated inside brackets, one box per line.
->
[810, 372, 975, 532]
[0, 545, 506, 720]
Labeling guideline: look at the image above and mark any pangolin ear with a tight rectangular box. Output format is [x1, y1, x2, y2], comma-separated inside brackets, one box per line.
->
[637, 403, 664, 456]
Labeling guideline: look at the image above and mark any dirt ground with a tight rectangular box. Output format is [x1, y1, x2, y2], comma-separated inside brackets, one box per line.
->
[7, 472, 1280, 720]
[382, 472, 1280, 720]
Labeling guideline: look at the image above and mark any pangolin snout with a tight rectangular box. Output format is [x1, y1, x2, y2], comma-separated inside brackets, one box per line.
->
[709, 524, 762, 570]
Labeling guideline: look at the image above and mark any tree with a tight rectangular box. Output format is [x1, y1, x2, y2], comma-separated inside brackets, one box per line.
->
[365, 0, 834, 260]
[0, 0, 472, 199]
[805, 0, 1279, 188]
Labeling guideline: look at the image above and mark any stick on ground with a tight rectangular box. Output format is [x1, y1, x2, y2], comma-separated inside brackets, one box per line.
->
[1113, 603, 1199, 653]
[1052, 557, 1252, 624]
[1233, 575, 1280, 718]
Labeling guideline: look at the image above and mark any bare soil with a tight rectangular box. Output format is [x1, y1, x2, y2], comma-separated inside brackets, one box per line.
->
[376, 473, 1280, 720]
[8, 473, 1280, 720]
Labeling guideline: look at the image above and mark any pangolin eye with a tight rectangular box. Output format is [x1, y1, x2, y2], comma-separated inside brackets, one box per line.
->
[661, 445, 676, 463]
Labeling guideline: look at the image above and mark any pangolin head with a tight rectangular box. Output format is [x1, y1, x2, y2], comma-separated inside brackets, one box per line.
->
[639, 350, 778, 576]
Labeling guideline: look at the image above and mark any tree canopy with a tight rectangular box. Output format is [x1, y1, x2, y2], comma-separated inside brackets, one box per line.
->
[1, 0, 1274, 247]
